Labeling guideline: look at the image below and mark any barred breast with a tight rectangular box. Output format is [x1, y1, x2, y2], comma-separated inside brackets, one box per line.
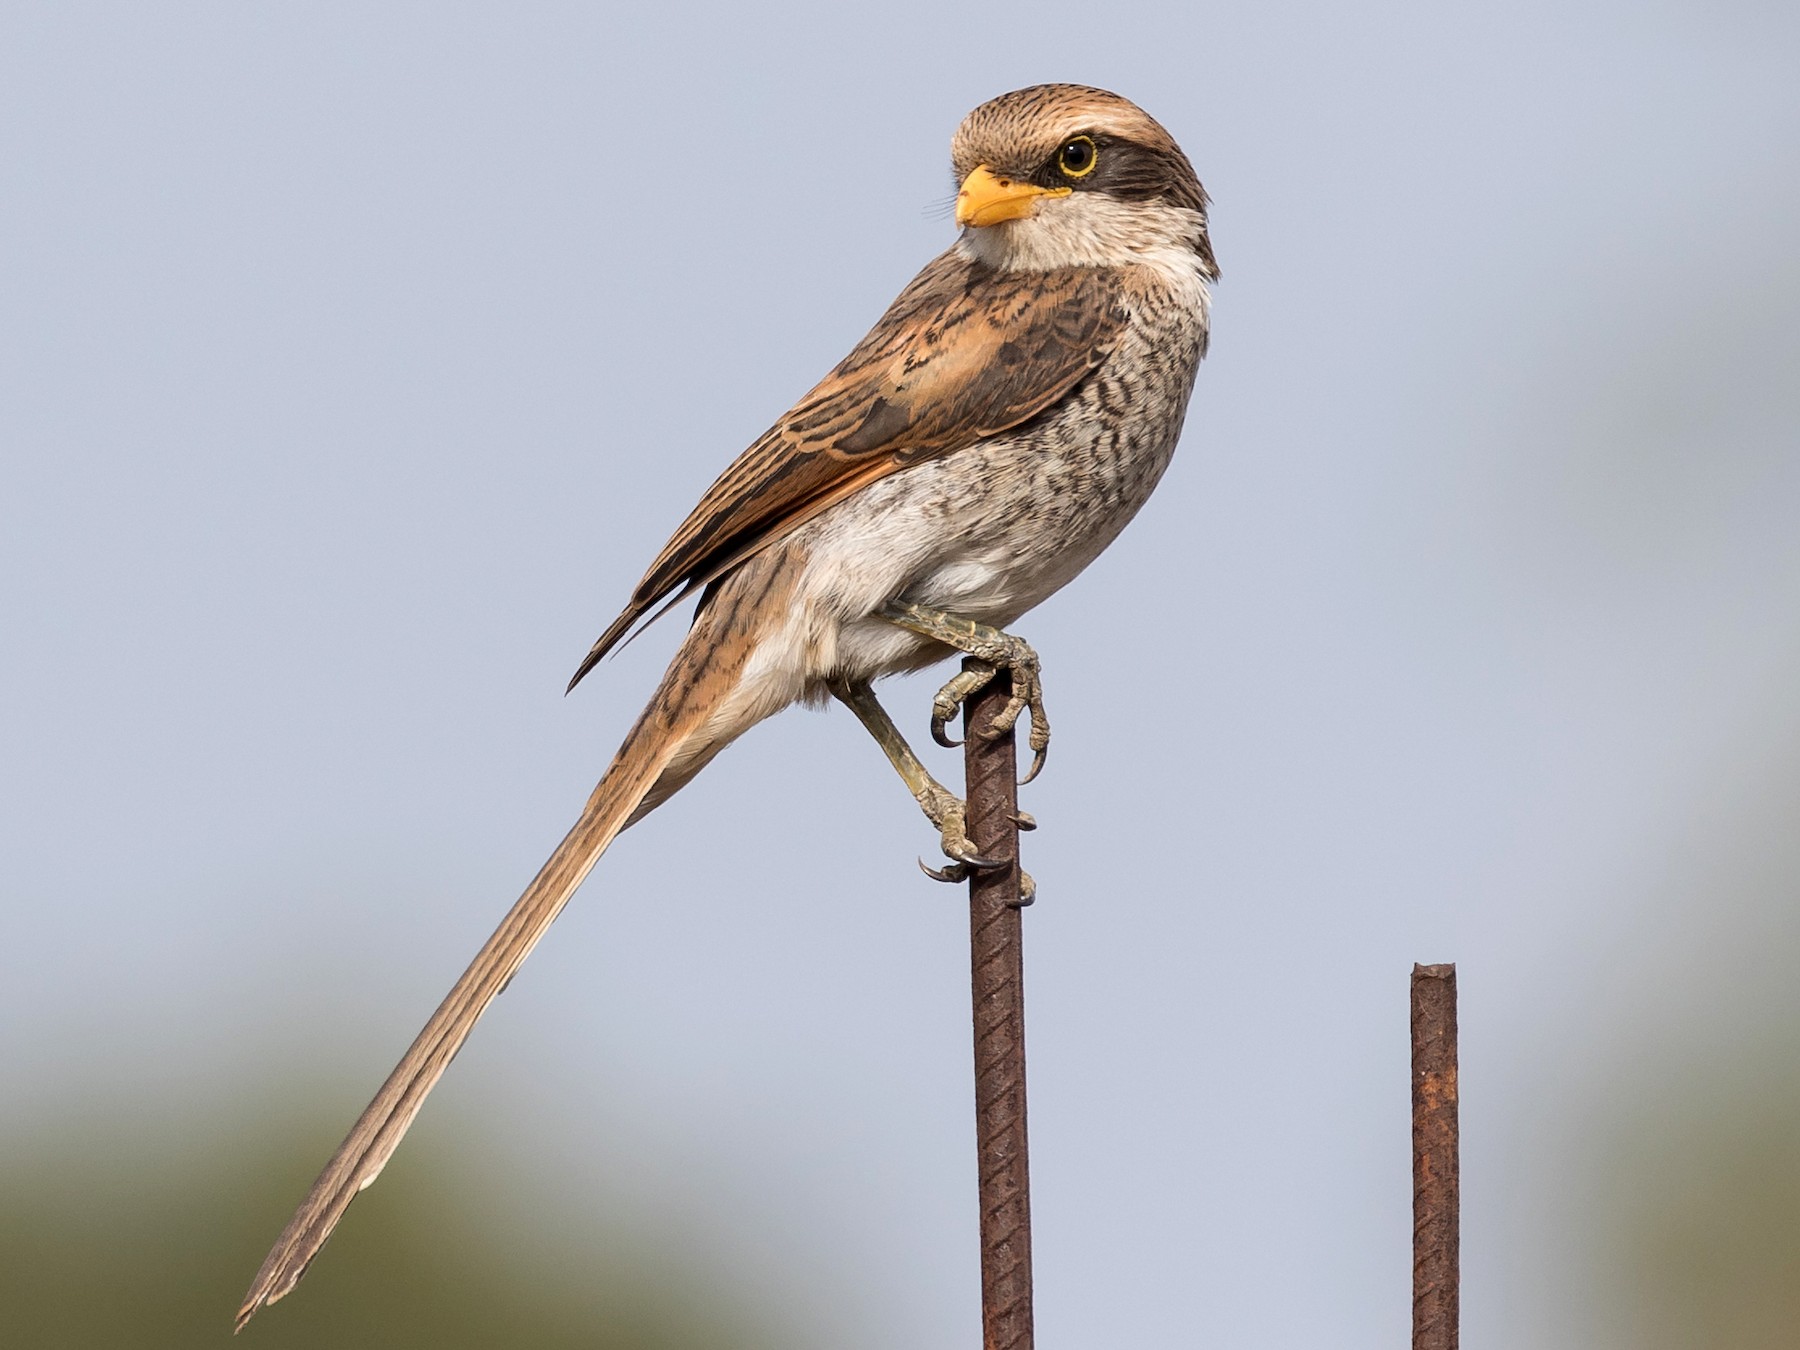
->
[793, 256, 1212, 691]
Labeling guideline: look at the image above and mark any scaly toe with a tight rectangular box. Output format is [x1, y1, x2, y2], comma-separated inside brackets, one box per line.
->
[986, 697, 1026, 739]
[941, 824, 1007, 871]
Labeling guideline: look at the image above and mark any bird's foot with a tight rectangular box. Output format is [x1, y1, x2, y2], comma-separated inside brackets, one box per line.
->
[912, 780, 1036, 905]
[929, 647, 1050, 785]
[829, 677, 1034, 903]
[882, 603, 1052, 784]
[917, 856, 1036, 907]
[914, 780, 1003, 872]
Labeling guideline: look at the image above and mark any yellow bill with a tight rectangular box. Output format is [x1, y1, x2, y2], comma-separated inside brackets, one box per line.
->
[955, 165, 1071, 228]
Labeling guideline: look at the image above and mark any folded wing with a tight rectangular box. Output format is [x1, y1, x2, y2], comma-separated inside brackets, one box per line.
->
[568, 252, 1127, 689]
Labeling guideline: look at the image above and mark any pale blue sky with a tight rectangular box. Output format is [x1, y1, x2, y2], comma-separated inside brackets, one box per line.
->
[5, 3, 1799, 1345]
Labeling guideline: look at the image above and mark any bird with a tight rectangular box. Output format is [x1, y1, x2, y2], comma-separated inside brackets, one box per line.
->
[237, 82, 1216, 1330]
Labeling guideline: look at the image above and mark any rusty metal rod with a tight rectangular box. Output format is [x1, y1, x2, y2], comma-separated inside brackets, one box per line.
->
[961, 658, 1033, 1350]
[1411, 963, 1460, 1350]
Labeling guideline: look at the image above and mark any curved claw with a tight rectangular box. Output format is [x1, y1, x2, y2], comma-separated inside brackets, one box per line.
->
[953, 849, 1009, 871]
[918, 857, 971, 884]
[1011, 811, 1038, 832]
[926, 658, 999, 750]
[1019, 747, 1048, 786]
[917, 847, 1010, 883]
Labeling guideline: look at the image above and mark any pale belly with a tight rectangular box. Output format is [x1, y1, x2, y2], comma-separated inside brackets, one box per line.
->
[787, 318, 1203, 692]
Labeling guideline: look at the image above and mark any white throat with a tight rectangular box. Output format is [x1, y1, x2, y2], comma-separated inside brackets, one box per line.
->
[955, 194, 1207, 279]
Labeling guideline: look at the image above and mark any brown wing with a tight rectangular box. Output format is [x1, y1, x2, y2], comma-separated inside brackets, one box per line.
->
[567, 250, 1127, 690]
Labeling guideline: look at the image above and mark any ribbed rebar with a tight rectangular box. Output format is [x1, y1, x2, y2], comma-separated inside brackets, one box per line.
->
[1411, 963, 1459, 1350]
[962, 659, 1033, 1350]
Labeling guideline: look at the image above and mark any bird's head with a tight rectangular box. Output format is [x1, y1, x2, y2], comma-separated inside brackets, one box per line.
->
[950, 84, 1216, 279]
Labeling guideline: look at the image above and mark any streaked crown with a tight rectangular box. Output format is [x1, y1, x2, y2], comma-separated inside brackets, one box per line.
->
[951, 85, 1206, 216]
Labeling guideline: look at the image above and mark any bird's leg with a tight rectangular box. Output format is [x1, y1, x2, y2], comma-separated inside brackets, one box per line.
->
[831, 680, 1034, 891]
[879, 601, 1052, 784]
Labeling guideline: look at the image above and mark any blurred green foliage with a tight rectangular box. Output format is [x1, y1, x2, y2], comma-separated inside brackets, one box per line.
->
[1577, 721, 1800, 1350]
[1, 1100, 817, 1350]
[1603, 1059, 1800, 1350]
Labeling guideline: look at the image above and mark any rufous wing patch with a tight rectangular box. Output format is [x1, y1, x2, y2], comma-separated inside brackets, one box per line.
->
[567, 252, 1125, 689]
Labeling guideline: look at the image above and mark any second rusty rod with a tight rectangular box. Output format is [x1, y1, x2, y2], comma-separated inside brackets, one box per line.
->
[1411, 962, 1460, 1350]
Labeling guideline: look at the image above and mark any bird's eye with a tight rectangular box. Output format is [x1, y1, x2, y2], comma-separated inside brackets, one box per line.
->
[1057, 136, 1098, 179]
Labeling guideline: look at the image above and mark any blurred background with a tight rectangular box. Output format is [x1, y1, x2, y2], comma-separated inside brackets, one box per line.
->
[4, 2, 1798, 1346]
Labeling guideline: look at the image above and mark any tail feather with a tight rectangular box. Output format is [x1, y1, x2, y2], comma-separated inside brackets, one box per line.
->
[236, 548, 803, 1331]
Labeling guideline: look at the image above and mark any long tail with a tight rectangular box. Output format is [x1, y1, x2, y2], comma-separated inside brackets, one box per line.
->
[236, 549, 805, 1331]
